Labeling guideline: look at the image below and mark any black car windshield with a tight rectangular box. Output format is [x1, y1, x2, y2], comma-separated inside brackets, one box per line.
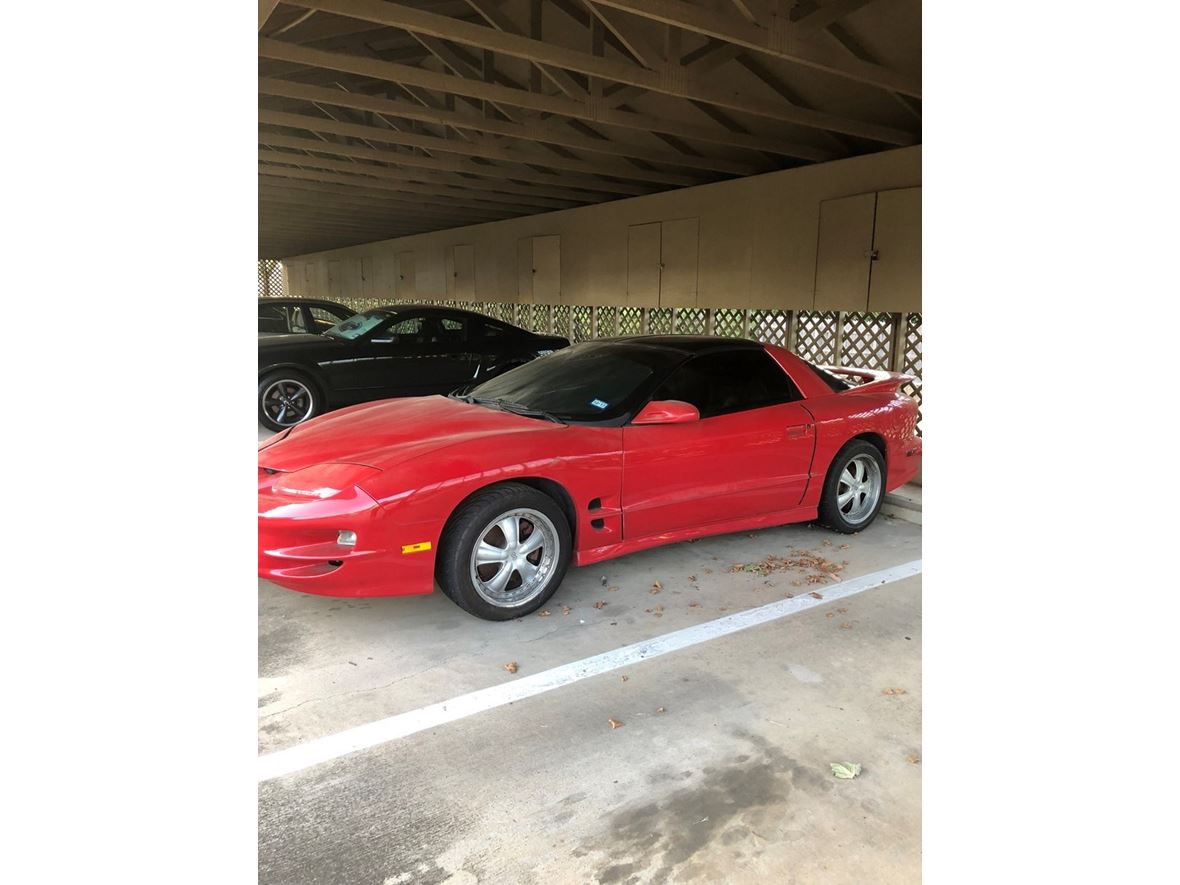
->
[323, 310, 392, 340]
[464, 341, 686, 422]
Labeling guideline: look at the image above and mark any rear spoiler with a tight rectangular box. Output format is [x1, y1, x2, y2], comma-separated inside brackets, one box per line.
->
[818, 365, 915, 395]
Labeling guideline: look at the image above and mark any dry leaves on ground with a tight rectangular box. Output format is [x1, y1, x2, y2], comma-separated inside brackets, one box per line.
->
[906, 755, 921, 765]
[608, 718, 624, 729]
[689, 601, 701, 608]
[562, 605, 571, 616]
[607, 586, 619, 592]
[883, 688, 907, 696]
[650, 581, 662, 594]
[656, 707, 666, 714]
[730, 550, 846, 584]
[537, 610, 551, 618]
[809, 591, 824, 599]
[839, 623, 853, 629]
[503, 662, 518, 674]
[593, 600, 607, 610]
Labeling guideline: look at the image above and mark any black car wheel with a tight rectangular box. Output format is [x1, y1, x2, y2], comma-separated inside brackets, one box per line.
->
[817, 439, 887, 533]
[259, 370, 319, 432]
[436, 483, 572, 621]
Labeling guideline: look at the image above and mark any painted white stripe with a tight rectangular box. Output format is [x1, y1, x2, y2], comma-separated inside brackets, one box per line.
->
[258, 558, 922, 782]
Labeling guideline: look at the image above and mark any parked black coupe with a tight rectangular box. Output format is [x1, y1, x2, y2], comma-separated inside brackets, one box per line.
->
[258, 298, 354, 336]
[258, 305, 570, 431]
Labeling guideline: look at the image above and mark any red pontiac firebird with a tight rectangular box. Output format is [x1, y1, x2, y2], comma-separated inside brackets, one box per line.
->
[258, 336, 921, 620]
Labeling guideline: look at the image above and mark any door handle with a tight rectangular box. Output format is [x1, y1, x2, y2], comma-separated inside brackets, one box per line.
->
[785, 424, 814, 439]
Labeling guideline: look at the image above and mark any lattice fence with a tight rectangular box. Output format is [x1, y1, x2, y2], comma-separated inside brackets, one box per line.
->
[267, 286, 924, 430]
[258, 260, 285, 298]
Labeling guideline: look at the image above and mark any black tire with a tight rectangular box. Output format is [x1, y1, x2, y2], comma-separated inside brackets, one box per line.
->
[817, 439, 887, 534]
[436, 482, 573, 621]
[258, 369, 320, 432]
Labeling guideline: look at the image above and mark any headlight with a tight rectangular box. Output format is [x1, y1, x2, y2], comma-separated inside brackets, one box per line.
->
[272, 462, 382, 500]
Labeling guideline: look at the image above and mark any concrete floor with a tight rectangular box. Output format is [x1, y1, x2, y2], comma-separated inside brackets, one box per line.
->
[258, 416, 922, 885]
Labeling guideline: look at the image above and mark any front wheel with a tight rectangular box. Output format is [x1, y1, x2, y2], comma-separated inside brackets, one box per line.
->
[436, 483, 572, 620]
[258, 370, 319, 432]
[817, 440, 886, 533]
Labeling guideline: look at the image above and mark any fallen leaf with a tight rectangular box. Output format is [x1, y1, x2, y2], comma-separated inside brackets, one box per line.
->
[593, 600, 607, 610]
[839, 544, 850, 550]
[703, 568, 713, 575]
[883, 688, 907, 696]
[688, 574, 697, 582]
[650, 581, 663, 593]
[608, 718, 624, 729]
[608, 585, 619, 592]
[689, 601, 702, 608]
[839, 623, 853, 629]
[906, 755, 921, 765]
[830, 762, 862, 779]
[656, 707, 666, 714]
[562, 605, 571, 616]
[537, 610, 551, 618]
[620, 675, 629, 682]
[837, 608, 848, 613]
[503, 662, 518, 674]
[810, 591, 824, 599]
[822, 539, 832, 547]
[825, 612, 835, 619]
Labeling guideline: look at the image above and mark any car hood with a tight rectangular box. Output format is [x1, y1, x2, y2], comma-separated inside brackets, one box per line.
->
[258, 395, 563, 473]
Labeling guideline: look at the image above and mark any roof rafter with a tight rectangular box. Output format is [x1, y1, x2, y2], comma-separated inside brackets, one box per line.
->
[275, 0, 915, 143]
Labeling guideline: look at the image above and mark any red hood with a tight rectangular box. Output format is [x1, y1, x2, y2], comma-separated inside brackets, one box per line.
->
[258, 395, 562, 472]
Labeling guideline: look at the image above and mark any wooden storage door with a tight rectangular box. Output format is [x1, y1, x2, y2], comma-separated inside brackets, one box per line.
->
[814, 193, 876, 311]
[659, 217, 699, 307]
[867, 187, 921, 312]
[446, 244, 475, 299]
[396, 251, 415, 299]
[531, 236, 561, 303]
[627, 222, 661, 306]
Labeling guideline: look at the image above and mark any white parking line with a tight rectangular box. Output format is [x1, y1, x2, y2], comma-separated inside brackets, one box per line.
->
[258, 559, 922, 782]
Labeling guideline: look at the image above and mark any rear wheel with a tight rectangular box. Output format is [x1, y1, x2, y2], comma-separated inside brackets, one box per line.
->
[437, 483, 572, 620]
[817, 440, 886, 533]
[258, 370, 318, 432]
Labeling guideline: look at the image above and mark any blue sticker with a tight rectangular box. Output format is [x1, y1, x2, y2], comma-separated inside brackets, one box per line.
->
[590, 398, 609, 410]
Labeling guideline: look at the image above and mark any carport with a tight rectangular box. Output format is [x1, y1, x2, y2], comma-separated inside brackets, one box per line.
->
[258, 1, 921, 881]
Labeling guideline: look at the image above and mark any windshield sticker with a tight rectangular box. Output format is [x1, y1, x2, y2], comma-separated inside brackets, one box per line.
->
[590, 398, 609, 410]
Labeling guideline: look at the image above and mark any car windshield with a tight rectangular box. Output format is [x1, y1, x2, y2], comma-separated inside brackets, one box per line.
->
[463, 341, 686, 422]
[323, 310, 392, 340]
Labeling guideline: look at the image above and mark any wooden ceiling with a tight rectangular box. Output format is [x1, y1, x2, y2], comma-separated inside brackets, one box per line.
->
[258, 0, 921, 257]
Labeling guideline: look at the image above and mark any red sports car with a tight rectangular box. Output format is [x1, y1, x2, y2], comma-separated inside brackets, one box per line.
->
[258, 336, 921, 620]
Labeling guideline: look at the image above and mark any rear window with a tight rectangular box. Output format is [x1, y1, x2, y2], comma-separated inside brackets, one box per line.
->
[804, 360, 850, 392]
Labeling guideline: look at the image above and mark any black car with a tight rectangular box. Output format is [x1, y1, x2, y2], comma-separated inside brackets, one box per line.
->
[258, 305, 570, 431]
[258, 298, 354, 336]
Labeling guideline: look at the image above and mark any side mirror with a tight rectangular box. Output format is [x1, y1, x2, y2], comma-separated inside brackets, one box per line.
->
[632, 400, 700, 425]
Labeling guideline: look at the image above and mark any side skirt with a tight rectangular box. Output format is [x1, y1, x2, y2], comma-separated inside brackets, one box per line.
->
[574, 505, 820, 567]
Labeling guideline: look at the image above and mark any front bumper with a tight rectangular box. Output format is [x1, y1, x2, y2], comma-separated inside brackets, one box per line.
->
[258, 481, 439, 598]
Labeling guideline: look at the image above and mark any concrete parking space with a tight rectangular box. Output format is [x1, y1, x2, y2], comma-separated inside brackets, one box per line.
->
[258, 472, 922, 884]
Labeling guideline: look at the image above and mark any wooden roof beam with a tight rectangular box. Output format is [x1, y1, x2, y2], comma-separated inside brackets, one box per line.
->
[259, 40, 840, 158]
[586, 0, 920, 98]
[261, 77, 765, 173]
[275, 1, 916, 142]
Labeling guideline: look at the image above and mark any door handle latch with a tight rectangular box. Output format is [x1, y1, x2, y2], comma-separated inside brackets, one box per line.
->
[785, 424, 814, 439]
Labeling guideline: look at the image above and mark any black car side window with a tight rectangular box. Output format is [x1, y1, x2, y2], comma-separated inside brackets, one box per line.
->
[651, 350, 802, 419]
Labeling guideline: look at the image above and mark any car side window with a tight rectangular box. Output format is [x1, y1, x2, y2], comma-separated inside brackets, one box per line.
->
[373, 315, 429, 344]
[650, 350, 802, 419]
[258, 303, 287, 333]
[309, 307, 343, 330]
[437, 315, 467, 344]
[478, 320, 509, 339]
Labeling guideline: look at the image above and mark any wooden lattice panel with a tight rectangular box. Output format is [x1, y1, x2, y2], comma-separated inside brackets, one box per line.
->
[529, 304, 548, 333]
[712, 308, 746, 337]
[258, 260, 285, 298]
[552, 304, 570, 340]
[648, 308, 673, 335]
[901, 313, 923, 432]
[571, 306, 593, 342]
[840, 312, 895, 371]
[748, 310, 790, 347]
[596, 307, 618, 336]
[618, 306, 643, 336]
[675, 308, 707, 334]
[795, 311, 839, 363]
